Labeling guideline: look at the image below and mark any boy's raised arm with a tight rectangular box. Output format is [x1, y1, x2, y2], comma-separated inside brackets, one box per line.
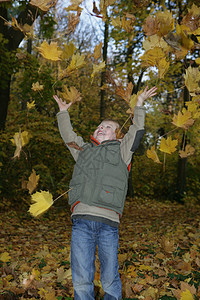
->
[54, 95, 85, 161]
[120, 86, 157, 166]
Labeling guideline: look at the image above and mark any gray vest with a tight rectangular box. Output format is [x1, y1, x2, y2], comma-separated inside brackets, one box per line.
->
[68, 140, 129, 216]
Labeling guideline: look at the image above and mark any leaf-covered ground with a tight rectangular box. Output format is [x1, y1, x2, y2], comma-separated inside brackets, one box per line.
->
[0, 198, 200, 300]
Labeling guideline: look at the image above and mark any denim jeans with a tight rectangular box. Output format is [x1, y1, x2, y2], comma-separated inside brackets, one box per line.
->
[71, 218, 122, 300]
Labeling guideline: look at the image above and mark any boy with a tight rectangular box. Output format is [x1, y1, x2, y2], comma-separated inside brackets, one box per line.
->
[53, 86, 157, 300]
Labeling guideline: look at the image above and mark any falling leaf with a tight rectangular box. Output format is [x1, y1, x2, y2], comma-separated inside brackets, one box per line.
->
[91, 61, 106, 78]
[127, 90, 143, 114]
[147, 145, 161, 163]
[179, 144, 195, 158]
[37, 41, 62, 61]
[159, 136, 178, 154]
[27, 169, 40, 194]
[67, 53, 86, 73]
[143, 15, 158, 36]
[176, 24, 194, 50]
[27, 100, 36, 110]
[155, 10, 175, 37]
[62, 86, 82, 104]
[140, 47, 169, 78]
[0, 252, 11, 263]
[93, 42, 103, 60]
[111, 16, 121, 27]
[172, 110, 194, 129]
[67, 12, 81, 33]
[11, 130, 31, 159]
[143, 34, 170, 52]
[30, 0, 57, 12]
[65, 0, 83, 11]
[116, 82, 133, 103]
[184, 66, 200, 93]
[182, 4, 200, 32]
[62, 42, 76, 60]
[28, 191, 54, 217]
[32, 82, 44, 92]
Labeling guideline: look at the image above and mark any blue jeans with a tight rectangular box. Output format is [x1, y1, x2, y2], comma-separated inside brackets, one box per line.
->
[71, 219, 122, 300]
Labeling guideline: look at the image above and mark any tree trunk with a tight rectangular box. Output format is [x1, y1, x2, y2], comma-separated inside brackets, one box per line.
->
[176, 85, 189, 202]
[100, 15, 109, 120]
[0, 3, 39, 130]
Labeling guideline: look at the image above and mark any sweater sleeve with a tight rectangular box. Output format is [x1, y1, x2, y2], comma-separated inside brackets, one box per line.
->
[57, 110, 85, 161]
[120, 106, 146, 166]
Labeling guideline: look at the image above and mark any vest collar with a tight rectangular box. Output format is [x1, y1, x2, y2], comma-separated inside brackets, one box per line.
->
[90, 135, 120, 146]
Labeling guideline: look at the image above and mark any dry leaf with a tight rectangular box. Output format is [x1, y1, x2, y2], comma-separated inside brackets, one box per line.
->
[179, 144, 195, 158]
[30, 0, 57, 12]
[172, 110, 194, 129]
[27, 169, 40, 194]
[37, 41, 62, 61]
[159, 136, 178, 154]
[62, 86, 82, 103]
[147, 145, 161, 164]
[93, 42, 103, 60]
[28, 191, 53, 217]
[67, 53, 86, 73]
[32, 82, 44, 92]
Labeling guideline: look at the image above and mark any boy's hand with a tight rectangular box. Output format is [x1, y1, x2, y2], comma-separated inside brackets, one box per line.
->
[136, 86, 157, 106]
[53, 95, 72, 111]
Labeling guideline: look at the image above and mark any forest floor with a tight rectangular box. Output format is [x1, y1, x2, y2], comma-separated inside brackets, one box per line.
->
[0, 197, 200, 300]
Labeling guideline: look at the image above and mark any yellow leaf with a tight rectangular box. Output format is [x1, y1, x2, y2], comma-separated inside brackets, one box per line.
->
[180, 289, 194, 300]
[172, 110, 194, 129]
[127, 90, 143, 114]
[143, 34, 170, 52]
[27, 169, 40, 194]
[111, 16, 121, 28]
[116, 82, 133, 103]
[195, 57, 200, 65]
[158, 57, 170, 78]
[179, 144, 195, 158]
[93, 42, 103, 60]
[11, 130, 31, 159]
[32, 82, 44, 92]
[176, 24, 194, 50]
[67, 53, 86, 73]
[147, 145, 161, 164]
[28, 191, 53, 217]
[30, 0, 57, 12]
[0, 252, 11, 263]
[91, 61, 106, 78]
[184, 66, 200, 93]
[159, 136, 178, 154]
[65, 0, 83, 11]
[37, 41, 62, 61]
[155, 10, 175, 36]
[62, 42, 76, 59]
[62, 86, 82, 103]
[27, 100, 36, 110]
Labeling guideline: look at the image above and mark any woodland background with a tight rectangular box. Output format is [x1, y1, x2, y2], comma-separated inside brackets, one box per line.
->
[0, 0, 200, 299]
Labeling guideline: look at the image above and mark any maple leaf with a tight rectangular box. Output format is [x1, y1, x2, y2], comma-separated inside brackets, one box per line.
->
[111, 16, 121, 28]
[116, 82, 133, 103]
[143, 34, 170, 52]
[91, 61, 106, 78]
[184, 66, 200, 93]
[30, 0, 57, 12]
[179, 144, 195, 158]
[155, 10, 175, 37]
[140, 47, 169, 78]
[172, 110, 194, 129]
[27, 169, 40, 194]
[176, 24, 194, 50]
[37, 41, 62, 61]
[147, 145, 161, 164]
[173, 281, 196, 300]
[143, 15, 158, 36]
[0, 252, 11, 263]
[32, 82, 44, 92]
[67, 53, 86, 73]
[65, 0, 83, 11]
[62, 42, 76, 60]
[67, 12, 81, 34]
[93, 42, 103, 60]
[159, 136, 178, 154]
[62, 86, 82, 103]
[11, 130, 31, 159]
[27, 100, 36, 110]
[127, 90, 143, 114]
[28, 191, 53, 217]
[182, 4, 200, 32]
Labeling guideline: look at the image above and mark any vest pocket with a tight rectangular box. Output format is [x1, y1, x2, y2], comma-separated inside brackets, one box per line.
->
[98, 176, 127, 209]
[68, 175, 82, 205]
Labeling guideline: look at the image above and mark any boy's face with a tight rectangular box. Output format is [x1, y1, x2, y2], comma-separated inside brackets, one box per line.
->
[93, 120, 117, 143]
